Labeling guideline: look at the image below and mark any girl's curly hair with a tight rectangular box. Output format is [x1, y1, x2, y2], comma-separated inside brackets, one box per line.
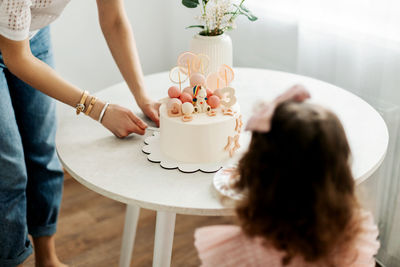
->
[235, 101, 361, 266]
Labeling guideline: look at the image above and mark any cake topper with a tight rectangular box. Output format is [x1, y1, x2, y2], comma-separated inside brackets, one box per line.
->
[168, 52, 237, 118]
[179, 92, 192, 103]
[177, 52, 198, 77]
[190, 72, 206, 87]
[168, 86, 181, 98]
[192, 85, 211, 113]
[181, 102, 194, 122]
[208, 95, 220, 109]
[206, 72, 226, 91]
[169, 66, 188, 91]
[218, 64, 235, 86]
[224, 134, 241, 157]
[192, 54, 210, 75]
[167, 98, 183, 117]
[215, 87, 237, 108]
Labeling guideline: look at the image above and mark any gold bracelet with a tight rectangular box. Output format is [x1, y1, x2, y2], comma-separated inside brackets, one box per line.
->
[85, 96, 97, 116]
[76, 90, 89, 115]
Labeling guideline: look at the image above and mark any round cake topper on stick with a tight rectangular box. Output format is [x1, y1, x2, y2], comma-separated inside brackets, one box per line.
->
[169, 66, 188, 91]
[192, 54, 210, 75]
[177, 51, 198, 77]
[206, 72, 226, 92]
[218, 64, 235, 86]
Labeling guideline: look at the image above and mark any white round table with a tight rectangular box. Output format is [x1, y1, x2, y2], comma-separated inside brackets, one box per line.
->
[56, 68, 388, 267]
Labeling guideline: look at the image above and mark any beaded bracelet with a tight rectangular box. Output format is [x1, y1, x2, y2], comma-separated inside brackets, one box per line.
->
[76, 90, 89, 115]
[98, 102, 110, 124]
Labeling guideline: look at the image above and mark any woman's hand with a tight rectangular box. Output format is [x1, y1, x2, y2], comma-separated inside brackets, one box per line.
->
[139, 98, 161, 127]
[101, 104, 148, 138]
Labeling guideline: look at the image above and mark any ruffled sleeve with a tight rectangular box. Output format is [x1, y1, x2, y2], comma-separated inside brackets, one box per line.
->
[195, 225, 283, 267]
[348, 211, 380, 267]
[0, 0, 32, 41]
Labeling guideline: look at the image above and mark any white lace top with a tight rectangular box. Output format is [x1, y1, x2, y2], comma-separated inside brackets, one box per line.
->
[0, 0, 70, 40]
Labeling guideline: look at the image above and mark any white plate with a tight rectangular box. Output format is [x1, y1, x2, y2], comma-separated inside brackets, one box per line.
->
[213, 166, 245, 200]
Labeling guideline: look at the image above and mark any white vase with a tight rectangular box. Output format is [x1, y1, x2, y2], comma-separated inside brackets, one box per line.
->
[190, 33, 233, 75]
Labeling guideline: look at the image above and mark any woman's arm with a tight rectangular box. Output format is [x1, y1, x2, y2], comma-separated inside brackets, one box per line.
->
[96, 0, 160, 126]
[0, 35, 147, 137]
[0, 35, 83, 108]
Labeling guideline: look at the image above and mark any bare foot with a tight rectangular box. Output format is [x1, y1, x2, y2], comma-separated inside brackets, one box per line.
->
[33, 235, 68, 267]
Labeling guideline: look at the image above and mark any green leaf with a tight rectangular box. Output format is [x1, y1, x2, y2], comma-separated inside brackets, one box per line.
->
[242, 11, 258, 21]
[233, 4, 258, 22]
[182, 0, 200, 8]
[186, 25, 205, 29]
[239, 4, 250, 12]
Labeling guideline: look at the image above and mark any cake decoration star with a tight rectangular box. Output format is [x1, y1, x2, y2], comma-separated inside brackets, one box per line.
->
[224, 136, 234, 151]
[225, 134, 241, 157]
[235, 115, 243, 132]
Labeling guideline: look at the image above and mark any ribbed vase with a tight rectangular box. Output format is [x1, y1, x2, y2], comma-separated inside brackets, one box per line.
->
[190, 34, 233, 75]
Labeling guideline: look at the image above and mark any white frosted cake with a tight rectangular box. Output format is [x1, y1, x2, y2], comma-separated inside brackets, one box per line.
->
[160, 104, 242, 163]
[158, 52, 242, 164]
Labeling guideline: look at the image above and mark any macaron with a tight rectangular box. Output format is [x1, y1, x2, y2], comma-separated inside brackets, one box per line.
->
[168, 86, 181, 98]
[190, 73, 206, 87]
[208, 95, 220, 109]
[180, 92, 193, 103]
[182, 102, 194, 115]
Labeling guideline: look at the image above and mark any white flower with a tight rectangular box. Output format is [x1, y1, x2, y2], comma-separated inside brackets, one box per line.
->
[194, 0, 244, 34]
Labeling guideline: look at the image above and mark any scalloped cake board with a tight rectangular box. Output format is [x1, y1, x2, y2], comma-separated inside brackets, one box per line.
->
[142, 131, 250, 173]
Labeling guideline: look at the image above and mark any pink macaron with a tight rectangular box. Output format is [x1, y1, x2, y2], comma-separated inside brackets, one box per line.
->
[206, 89, 213, 98]
[208, 95, 220, 109]
[180, 92, 193, 103]
[168, 86, 181, 98]
[183, 86, 193, 97]
[190, 73, 206, 87]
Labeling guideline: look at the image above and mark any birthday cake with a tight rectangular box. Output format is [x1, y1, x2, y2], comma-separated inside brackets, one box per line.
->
[160, 52, 243, 164]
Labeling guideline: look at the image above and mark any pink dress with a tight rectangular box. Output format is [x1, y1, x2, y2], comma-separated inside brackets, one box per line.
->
[195, 211, 379, 267]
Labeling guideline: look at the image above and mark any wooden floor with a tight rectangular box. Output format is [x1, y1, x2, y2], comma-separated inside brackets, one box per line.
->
[24, 172, 234, 267]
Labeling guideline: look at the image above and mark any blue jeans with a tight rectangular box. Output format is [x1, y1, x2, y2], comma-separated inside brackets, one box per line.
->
[0, 27, 64, 266]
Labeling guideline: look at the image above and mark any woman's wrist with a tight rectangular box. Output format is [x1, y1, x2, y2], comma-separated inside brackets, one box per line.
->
[74, 91, 108, 122]
[88, 98, 106, 121]
[80, 95, 105, 120]
[128, 84, 148, 104]
[135, 92, 152, 109]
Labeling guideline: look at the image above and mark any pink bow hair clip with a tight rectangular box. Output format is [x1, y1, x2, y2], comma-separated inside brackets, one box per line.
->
[245, 85, 311, 133]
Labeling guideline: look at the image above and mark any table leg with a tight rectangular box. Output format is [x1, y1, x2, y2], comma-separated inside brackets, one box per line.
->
[119, 204, 141, 267]
[152, 211, 176, 267]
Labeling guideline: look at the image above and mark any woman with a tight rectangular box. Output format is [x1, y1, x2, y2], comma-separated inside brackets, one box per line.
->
[0, 0, 159, 266]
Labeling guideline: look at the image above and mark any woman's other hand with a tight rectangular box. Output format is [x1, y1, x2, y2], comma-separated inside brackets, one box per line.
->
[101, 104, 147, 138]
[139, 99, 161, 127]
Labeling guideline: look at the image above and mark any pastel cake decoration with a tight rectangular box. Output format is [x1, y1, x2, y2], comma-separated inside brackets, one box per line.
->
[159, 52, 242, 164]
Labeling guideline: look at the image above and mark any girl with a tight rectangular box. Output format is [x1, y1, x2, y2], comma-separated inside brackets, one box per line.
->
[0, 0, 159, 266]
[195, 86, 380, 266]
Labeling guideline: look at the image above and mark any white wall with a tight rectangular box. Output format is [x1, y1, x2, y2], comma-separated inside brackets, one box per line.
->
[51, 1, 175, 92]
[50, 1, 268, 93]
